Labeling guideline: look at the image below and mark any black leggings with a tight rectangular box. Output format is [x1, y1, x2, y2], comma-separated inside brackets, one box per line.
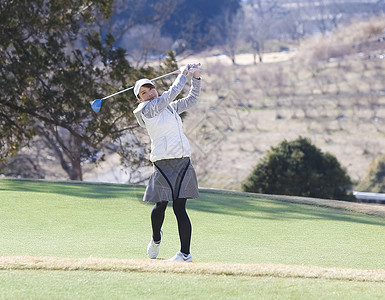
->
[151, 198, 192, 255]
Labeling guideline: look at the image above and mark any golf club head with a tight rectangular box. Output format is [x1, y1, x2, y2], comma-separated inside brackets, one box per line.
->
[91, 99, 102, 113]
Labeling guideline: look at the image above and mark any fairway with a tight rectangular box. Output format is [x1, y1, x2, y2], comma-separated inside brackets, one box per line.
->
[1, 178, 385, 299]
[1, 268, 385, 300]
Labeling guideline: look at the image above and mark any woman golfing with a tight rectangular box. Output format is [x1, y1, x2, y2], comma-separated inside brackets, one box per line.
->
[133, 63, 201, 262]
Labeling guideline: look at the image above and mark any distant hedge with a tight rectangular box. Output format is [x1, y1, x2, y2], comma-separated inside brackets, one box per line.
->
[242, 137, 354, 201]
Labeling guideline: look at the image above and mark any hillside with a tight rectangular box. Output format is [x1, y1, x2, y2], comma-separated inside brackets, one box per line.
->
[85, 16, 385, 191]
[178, 17, 385, 190]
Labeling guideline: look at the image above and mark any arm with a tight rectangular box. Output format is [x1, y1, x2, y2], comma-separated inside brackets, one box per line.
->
[142, 74, 187, 118]
[170, 69, 201, 114]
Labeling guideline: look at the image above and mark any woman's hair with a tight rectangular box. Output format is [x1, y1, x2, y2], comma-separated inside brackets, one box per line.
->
[138, 83, 155, 99]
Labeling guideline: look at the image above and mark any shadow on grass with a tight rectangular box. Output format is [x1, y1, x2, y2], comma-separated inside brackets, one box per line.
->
[0, 178, 146, 202]
[2, 178, 384, 226]
[188, 191, 385, 226]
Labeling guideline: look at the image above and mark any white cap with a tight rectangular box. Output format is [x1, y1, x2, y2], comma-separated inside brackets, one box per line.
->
[134, 79, 154, 98]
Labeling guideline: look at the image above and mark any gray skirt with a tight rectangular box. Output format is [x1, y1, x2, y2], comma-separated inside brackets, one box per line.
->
[143, 157, 199, 203]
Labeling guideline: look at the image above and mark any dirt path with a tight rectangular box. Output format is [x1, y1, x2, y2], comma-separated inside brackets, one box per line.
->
[1, 256, 384, 282]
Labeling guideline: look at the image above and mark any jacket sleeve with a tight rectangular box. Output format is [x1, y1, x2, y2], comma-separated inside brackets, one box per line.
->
[141, 74, 186, 118]
[133, 102, 147, 128]
[170, 77, 201, 114]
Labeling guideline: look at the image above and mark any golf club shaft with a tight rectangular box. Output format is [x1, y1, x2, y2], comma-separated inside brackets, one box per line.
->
[101, 70, 179, 100]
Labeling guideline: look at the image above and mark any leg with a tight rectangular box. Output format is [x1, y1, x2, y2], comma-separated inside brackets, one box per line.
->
[151, 201, 168, 242]
[172, 198, 192, 255]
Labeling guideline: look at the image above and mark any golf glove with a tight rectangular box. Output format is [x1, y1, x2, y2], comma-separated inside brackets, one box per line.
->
[179, 63, 201, 75]
[188, 63, 201, 74]
[188, 63, 201, 78]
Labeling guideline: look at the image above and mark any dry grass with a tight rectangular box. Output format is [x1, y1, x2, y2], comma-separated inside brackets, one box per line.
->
[1, 256, 384, 283]
[299, 15, 385, 61]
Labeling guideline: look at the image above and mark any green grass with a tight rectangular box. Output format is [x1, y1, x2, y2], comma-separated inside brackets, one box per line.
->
[1, 270, 385, 300]
[1, 178, 385, 299]
[1, 178, 384, 268]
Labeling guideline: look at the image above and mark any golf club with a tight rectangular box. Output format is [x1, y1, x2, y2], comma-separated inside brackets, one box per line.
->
[91, 70, 180, 113]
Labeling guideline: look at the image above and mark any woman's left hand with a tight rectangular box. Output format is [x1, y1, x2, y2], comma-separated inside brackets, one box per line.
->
[192, 68, 201, 79]
[189, 63, 201, 78]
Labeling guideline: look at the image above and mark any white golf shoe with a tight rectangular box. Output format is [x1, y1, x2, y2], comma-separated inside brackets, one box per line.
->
[167, 251, 192, 262]
[147, 230, 162, 259]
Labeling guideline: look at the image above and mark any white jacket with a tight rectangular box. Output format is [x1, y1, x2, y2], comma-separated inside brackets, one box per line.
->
[133, 74, 201, 162]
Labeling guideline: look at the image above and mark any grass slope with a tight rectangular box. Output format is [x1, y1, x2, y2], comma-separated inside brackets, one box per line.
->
[1, 178, 385, 298]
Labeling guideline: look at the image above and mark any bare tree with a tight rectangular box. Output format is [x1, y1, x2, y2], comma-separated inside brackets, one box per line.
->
[277, 4, 307, 41]
[214, 8, 244, 65]
[100, 0, 181, 67]
[243, 0, 280, 64]
[301, 0, 344, 35]
[120, 24, 173, 68]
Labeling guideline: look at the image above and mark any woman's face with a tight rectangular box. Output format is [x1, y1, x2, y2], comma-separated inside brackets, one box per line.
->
[138, 85, 158, 102]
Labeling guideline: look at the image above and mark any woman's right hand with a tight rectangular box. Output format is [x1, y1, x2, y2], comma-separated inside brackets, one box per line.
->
[179, 64, 189, 76]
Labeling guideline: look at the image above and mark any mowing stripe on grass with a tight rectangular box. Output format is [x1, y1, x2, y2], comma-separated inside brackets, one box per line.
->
[200, 188, 385, 218]
[1, 256, 384, 282]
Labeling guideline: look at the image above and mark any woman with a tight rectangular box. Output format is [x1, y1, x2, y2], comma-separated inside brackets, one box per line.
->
[133, 63, 201, 262]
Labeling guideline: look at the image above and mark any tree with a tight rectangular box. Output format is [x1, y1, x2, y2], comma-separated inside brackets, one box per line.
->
[243, 0, 281, 64]
[242, 137, 353, 201]
[275, 5, 306, 41]
[356, 155, 385, 193]
[214, 8, 244, 65]
[302, 0, 344, 35]
[107, 0, 180, 67]
[0, 0, 178, 180]
[160, 0, 242, 52]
